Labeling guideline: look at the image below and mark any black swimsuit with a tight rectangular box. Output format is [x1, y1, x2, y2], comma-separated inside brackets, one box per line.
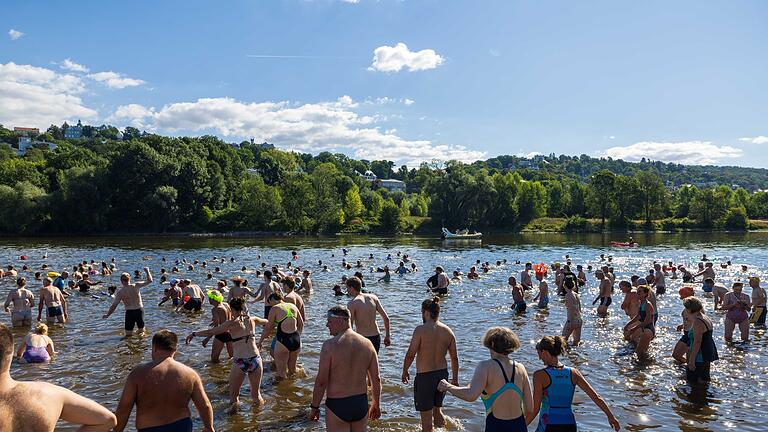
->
[275, 303, 301, 352]
[326, 394, 368, 423]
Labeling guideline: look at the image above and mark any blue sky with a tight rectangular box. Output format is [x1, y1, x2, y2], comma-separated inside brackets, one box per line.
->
[2, 0, 767, 167]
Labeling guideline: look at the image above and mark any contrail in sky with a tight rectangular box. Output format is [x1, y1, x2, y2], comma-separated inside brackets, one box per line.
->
[246, 54, 364, 60]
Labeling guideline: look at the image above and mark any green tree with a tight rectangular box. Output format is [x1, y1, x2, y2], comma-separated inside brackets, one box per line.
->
[516, 181, 547, 222]
[545, 180, 571, 217]
[361, 189, 384, 218]
[343, 186, 364, 219]
[635, 171, 668, 225]
[379, 199, 404, 232]
[0, 182, 49, 234]
[613, 175, 642, 226]
[673, 185, 700, 218]
[586, 170, 616, 228]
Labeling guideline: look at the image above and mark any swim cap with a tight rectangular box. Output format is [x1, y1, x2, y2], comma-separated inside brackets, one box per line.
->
[679, 286, 695, 299]
[207, 290, 224, 303]
[47, 271, 60, 278]
[169, 278, 179, 285]
[750, 276, 760, 283]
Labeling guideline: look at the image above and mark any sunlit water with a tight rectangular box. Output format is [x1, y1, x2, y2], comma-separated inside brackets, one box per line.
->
[1, 232, 767, 432]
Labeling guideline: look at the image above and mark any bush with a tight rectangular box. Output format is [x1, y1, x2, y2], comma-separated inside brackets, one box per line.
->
[563, 216, 587, 232]
[723, 206, 748, 230]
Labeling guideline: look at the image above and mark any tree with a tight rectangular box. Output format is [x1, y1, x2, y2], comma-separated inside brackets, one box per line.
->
[690, 188, 726, 228]
[343, 186, 364, 219]
[673, 185, 699, 218]
[0, 182, 49, 234]
[586, 170, 616, 228]
[612, 176, 642, 226]
[379, 199, 404, 232]
[361, 189, 384, 218]
[545, 180, 571, 217]
[516, 181, 547, 222]
[635, 171, 668, 225]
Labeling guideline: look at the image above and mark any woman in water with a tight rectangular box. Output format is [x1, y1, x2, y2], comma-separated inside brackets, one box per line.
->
[527, 335, 621, 431]
[673, 286, 695, 363]
[258, 291, 304, 380]
[625, 285, 655, 355]
[685, 297, 719, 383]
[438, 327, 533, 431]
[16, 323, 55, 363]
[186, 297, 268, 413]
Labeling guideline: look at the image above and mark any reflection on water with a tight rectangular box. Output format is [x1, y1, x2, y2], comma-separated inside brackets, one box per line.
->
[1, 232, 767, 431]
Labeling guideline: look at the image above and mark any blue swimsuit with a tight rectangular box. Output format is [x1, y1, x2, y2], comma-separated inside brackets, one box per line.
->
[536, 366, 577, 432]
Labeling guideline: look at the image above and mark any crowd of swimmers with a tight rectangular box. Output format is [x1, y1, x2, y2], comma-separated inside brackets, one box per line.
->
[0, 249, 765, 431]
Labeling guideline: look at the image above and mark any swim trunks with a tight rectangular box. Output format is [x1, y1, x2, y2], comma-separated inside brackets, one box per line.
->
[138, 417, 193, 432]
[326, 393, 368, 423]
[414, 368, 449, 411]
[47, 306, 63, 318]
[599, 297, 612, 307]
[538, 296, 549, 308]
[655, 286, 666, 295]
[234, 355, 262, 374]
[365, 334, 381, 353]
[750, 306, 767, 325]
[183, 298, 203, 311]
[172, 298, 180, 306]
[514, 301, 527, 313]
[125, 308, 145, 331]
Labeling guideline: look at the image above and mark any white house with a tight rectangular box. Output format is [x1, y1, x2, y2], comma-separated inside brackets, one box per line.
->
[376, 178, 407, 193]
[16, 136, 57, 155]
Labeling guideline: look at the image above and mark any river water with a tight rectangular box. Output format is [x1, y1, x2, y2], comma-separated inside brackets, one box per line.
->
[1, 232, 767, 432]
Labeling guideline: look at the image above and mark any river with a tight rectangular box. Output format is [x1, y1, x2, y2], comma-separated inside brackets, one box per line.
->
[1, 232, 766, 431]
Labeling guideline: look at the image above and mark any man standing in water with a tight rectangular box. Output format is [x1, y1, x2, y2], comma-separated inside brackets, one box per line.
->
[652, 263, 667, 295]
[750, 277, 766, 326]
[115, 330, 214, 432]
[562, 276, 583, 346]
[402, 297, 459, 432]
[309, 306, 381, 431]
[346, 276, 391, 354]
[592, 270, 613, 317]
[176, 279, 204, 312]
[0, 324, 117, 430]
[254, 270, 281, 318]
[103, 267, 153, 334]
[37, 277, 67, 324]
[520, 263, 533, 291]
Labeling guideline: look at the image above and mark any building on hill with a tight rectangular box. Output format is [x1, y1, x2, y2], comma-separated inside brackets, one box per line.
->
[13, 127, 39, 136]
[355, 170, 378, 181]
[15, 136, 56, 156]
[64, 120, 83, 139]
[375, 178, 407, 193]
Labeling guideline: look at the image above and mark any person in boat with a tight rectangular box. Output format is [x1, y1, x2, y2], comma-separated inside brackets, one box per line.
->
[438, 327, 533, 432]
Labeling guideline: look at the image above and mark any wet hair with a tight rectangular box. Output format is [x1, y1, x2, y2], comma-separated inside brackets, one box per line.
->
[535, 335, 567, 356]
[16, 277, 26, 287]
[683, 297, 704, 313]
[152, 329, 178, 352]
[229, 297, 247, 313]
[422, 297, 441, 319]
[34, 323, 48, 335]
[0, 324, 13, 370]
[346, 276, 363, 292]
[619, 280, 632, 290]
[264, 270, 273, 279]
[563, 275, 576, 290]
[268, 291, 284, 303]
[637, 285, 651, 296]
[483, 327, 520, 355]
[282, 276, 295, 290]
[108, 286, 117, 294]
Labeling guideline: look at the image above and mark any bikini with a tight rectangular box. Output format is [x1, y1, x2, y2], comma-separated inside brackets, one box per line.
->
[230, 315, 261, 373]
[481, 359, 526, 431]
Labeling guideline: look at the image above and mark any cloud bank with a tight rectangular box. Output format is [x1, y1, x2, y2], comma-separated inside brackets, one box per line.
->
[603, 141, 742, 165]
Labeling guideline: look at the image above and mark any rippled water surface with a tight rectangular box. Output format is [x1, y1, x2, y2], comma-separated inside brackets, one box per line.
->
[2, 232, 767, 431]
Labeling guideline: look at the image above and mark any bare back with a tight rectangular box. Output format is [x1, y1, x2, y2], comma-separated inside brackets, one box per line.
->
[129, 359, 196, 429]
[413, 322, 455, 373]
[326, 330, 377, 398]
[348, 294, 380, 337]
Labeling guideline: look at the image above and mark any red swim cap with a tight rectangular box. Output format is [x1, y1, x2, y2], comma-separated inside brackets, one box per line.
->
[679, 286, 695, 299]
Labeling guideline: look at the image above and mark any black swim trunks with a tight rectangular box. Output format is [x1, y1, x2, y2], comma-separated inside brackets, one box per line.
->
[414, 368, 449, 412]
[599, 297, 612, 307]
[47, 306, 63, 318]
[138, 417, 193, 432]
[125, 308, 145, 331]
[326, 393, 368, 423]
[183, 298, 203, 311]
[365, 334, 381, 353]
[432, 287, 448, 296]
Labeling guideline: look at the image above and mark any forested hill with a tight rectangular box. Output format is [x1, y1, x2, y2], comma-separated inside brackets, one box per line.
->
[478, 155, 768, 192]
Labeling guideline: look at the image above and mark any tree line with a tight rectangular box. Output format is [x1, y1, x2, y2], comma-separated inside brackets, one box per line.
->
[0, 124, 765, 235]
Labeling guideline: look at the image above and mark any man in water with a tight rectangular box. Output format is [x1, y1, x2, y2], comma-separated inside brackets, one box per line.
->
[103, 267, 153, 334]
[520, 263, 533, 291]
[431, 266, 450, 295]
[562, 276, 583, 346]
[0, 323, 116, 430]
[51, 271, 69, 291]
[652, 263, 666, 295]
[693, 262, 716, 282]
[619, 280, 639, 319]
[402, 298, 459, 432]
[510, 276, 526, 313]
[346, 276, 391, 354]
[750, 276, 766, 326]
[177, 279, 204, 312]
[115, 330, 214, 432]
[227, 276, 254, 301]
[254, 270, 281, 318]
[37, 277, 68, 324]
[592, 270, 613, 317]
[309, 306, 381, 431]
[299, 269, 313, 294]
[5, 277, 34, 327]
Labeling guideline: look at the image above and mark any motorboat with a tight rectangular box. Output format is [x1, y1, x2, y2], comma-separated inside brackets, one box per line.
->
[611, 241, 639, 247]
[442, 227, 482, 240]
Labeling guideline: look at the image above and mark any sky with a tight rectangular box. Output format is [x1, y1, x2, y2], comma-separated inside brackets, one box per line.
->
[1, 0, 767, 167]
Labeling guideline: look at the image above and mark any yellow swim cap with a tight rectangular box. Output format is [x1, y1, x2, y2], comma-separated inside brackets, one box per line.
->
[207, 290, 224, 303]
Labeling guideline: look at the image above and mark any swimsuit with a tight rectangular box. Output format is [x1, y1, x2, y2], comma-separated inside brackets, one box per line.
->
[234, 354, 262, 373]
[325, 394, 369, 423]
[514, 300, 527, 313]
[365, 334, 381, 353]
[125, 308, 145, 331]
[687, 318, 719, 382]
[536, 366, 577, 432]
[138, 418, 193, 432]
[215, 332, 233, 343]
[482, 359, 526, 432]
[413, 368, 449, 412]
[47, 305, 63, 318]
[750, 306, 767, 325]
[22, 342, 50, 363]
[599, 297, 612, 307]
[638, 302, 655, 337]
[264, 305, 272, 319]
[12, 310, 32, 321]
[183, 298, 203, 311]
[272, 303, 301, 352]
[538, 296, 549, 308]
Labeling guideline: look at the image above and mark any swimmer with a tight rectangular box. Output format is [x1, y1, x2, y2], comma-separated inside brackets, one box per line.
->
[186, 298, 268, 413]
[723, 282, 751, 343]
[299, 269, 313, 294]
[527, 336, 621, 431]
[619, 280, 639, 320]
[76, 273, 102, 293]
[561, 276, 583, 346]
[258, 291, 303, 379]
[5, 278, 34, 327]
[200, 290, 233, 362]
[308, 306, 381, 430]
[693, 262, 716, 282]
[158, 279, 182, 307]
[705, 278, 728, 309]
[115, 330, 214, 432]
[16, 322, 55, 363]
[402, 297, 459, 432]
[510, 276, 526, 314]
[377, 267, 392, 283]
[227, 276, 256, 301]
[396, 262, 410, 275]
[467, 266, 480, 280]
[451, 271, 463, 283]
[431, 267, 450, 295]
[253, 270, 282, 318]
[176, 280, 204, 313]
[38, 277, 68, 324]
[626, 286, 655, 355]
[592, 270, 612, 317]
[439, 327, 533, 432]
[685, 297, 719, 383]
[652, 263, 666, 295]
[346, 277, 391, 354]
[749, 277, 766, 326]
[673, 287, 695, 363]
[520, 263, 533, 291]
[282, 276, 307, 323]
[332, 284, 345, 296]
[103, 268, 153, 334]
[533, 270, 549, 308]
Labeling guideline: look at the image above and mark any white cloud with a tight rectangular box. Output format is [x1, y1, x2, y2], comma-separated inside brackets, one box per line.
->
[368, 96, 415, 106]
[368, 43, 444, 72]
[603, 141, 742, 165]
[342, 0, 360, 3]
[60, 59, 89, 73]
[403, 98, 415, 106]
[88, 71, 145, 89]
[8, 29, 23, 40]
[739, 136, 768, 145]
[110, 96, 484, 166]
[0, 62, 96, 128]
